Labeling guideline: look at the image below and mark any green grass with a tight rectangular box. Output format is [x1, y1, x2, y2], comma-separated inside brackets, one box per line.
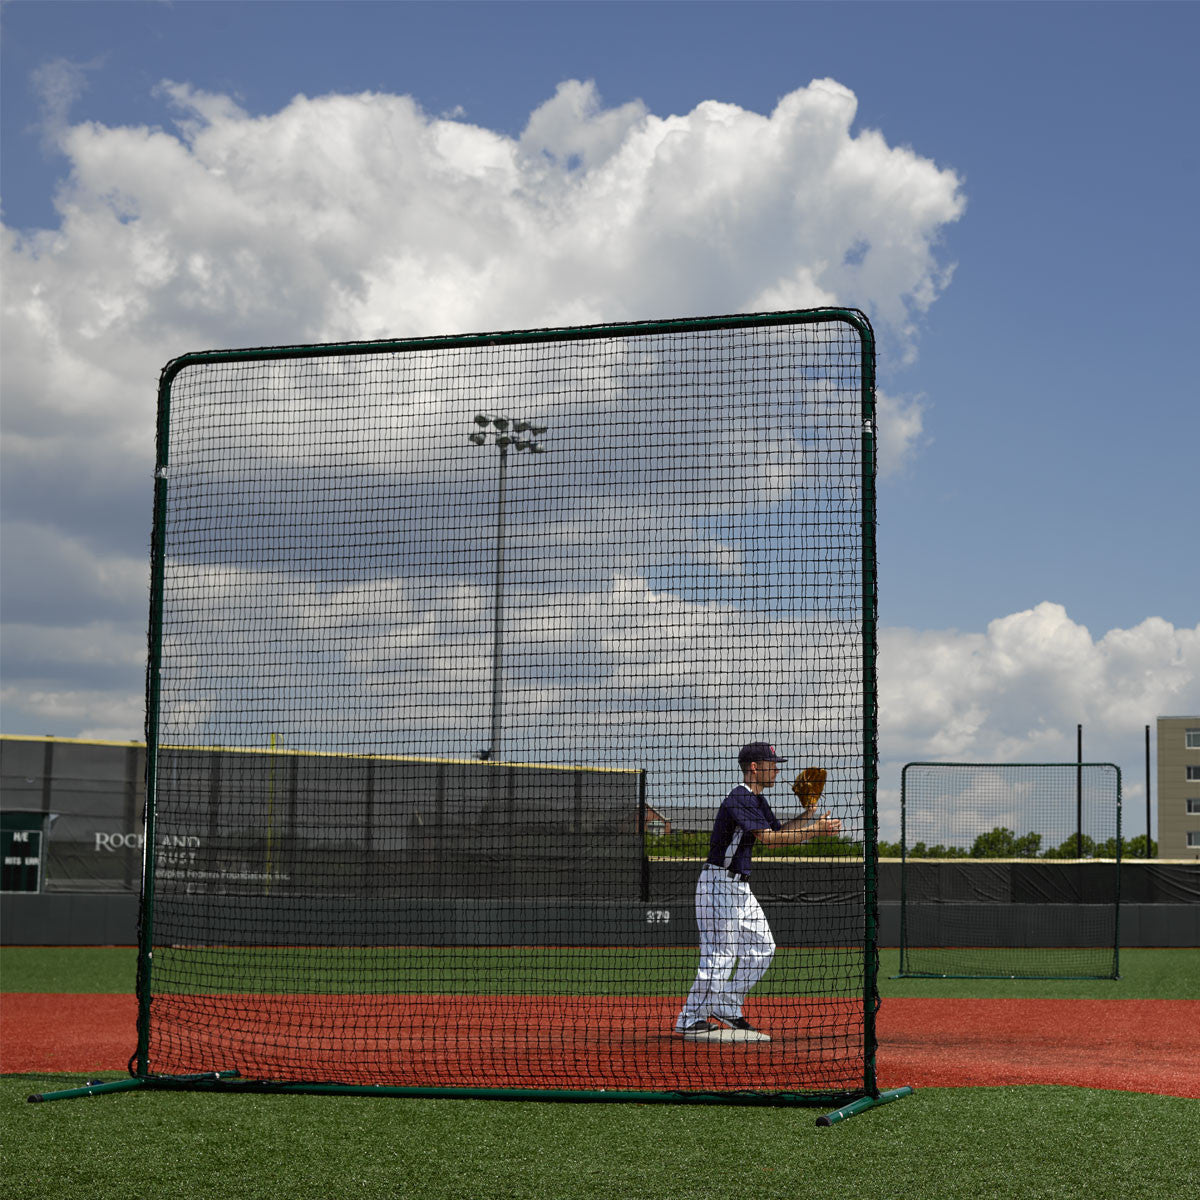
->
[3, 1077, 1197, 1200]
[3, 945, 1197, 999]
[880, 946, 1197, 998]
[5, 947, 1198, 1198]
[2, 947, 138, 994]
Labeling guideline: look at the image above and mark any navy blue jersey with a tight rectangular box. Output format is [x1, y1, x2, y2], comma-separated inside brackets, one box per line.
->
[705, 785, 783, 877]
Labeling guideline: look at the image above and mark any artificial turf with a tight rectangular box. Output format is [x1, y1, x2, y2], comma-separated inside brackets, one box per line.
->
[5, 947, 1197, 1198]
[2, 945, 1196, 999]
[3, 1076, 1197, 1200]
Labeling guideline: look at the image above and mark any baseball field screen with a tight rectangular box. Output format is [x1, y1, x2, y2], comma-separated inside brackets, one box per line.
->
[897, 762, 1121, 980]
[135, 309, 890, 1111]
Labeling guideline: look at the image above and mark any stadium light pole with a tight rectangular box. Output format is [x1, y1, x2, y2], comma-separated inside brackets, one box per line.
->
[468, 414, 547, 761]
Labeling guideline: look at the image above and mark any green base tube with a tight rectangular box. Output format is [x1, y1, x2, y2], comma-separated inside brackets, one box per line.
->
[28, 1073, 912, 1121]
[28, 1078, 147, 1104]
[27, 1070, 240, 1104]
[146, 1079, 863, 1108]
[816, 1085, 914, 1126]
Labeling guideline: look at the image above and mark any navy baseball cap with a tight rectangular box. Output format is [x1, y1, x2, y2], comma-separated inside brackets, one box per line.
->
[738, 742, 788, 765]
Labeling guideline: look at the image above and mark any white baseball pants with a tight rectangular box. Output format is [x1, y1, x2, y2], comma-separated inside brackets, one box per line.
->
[675, 863, 776, 1030]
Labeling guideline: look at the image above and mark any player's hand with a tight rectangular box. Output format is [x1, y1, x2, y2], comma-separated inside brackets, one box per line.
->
[807, 810, 841, 837]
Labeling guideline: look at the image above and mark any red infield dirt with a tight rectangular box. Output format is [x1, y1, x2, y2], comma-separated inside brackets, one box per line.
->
[2, 994, 1196, 1099]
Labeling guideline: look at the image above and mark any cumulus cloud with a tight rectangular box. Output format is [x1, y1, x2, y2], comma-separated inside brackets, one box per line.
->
[1, 520, 147, 625]
[0, 684, 146, 744]
[4, 72, 1194, 827]
[146, 551, 1199, 842]
[4, 72, 1195, 833]
[3, 77, 960, 455]
[877, 604, 1200, 837]
[881, 603, 1200, 760]
[875, 388, 926, 477]
[1, 74, 964, 740]
[519, 79, 649, 170]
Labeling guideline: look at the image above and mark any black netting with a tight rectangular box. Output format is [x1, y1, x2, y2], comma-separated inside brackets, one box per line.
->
[898, 762, 1121, 979]
[141, 311, 877, 1098]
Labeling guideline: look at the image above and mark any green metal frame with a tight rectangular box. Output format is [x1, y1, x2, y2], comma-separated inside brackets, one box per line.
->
[65, 308, 903, 1123]
[30, 1071, 913, 1124]
[896, 761, 1122, 980]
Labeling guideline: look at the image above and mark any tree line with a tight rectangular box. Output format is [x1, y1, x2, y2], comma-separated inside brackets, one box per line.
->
[647, 828, 1155, 859]
[875, 827, 1154, 859]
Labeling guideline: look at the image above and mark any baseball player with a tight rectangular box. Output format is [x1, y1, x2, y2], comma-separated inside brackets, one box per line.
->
[674, 742, 841, 1042]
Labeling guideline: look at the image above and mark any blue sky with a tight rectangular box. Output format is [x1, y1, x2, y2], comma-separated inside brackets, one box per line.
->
[2, 0, 1197, 832]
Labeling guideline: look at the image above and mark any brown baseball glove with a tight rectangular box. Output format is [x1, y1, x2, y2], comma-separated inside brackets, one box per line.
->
[791, 767, 827, 812]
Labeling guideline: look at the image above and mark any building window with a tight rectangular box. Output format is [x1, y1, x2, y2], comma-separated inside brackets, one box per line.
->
[1189, 799, 1200, 815]
[1189, 832, 1200, 848]
[1188, 766, 1200, 782]
[1187, 729, 1200, 749]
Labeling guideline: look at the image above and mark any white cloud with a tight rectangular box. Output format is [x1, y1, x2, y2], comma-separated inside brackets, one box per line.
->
[876, 603, 1200, 837]
[0, 684, 145, 744]
[880, 603, 1200, 760]
[2, 74, 1193, 841]
[1, 622, 145, 672]
[519, 79, 648, 170]
[0, 520, 148, 622]
[5, 524, 1193, 847]
[2, 77, 963, 467]
[875, 389, 926, 477]
[2, 75, 964, 741]
[0, 73, 980, 771]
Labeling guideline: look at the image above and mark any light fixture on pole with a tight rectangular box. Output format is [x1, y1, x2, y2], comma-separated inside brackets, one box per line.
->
[468, 413, 548, 761]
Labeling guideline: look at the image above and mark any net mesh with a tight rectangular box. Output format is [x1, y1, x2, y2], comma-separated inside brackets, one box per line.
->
[142, 311, 877, 1098]
[898, 762, 1121, 979]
